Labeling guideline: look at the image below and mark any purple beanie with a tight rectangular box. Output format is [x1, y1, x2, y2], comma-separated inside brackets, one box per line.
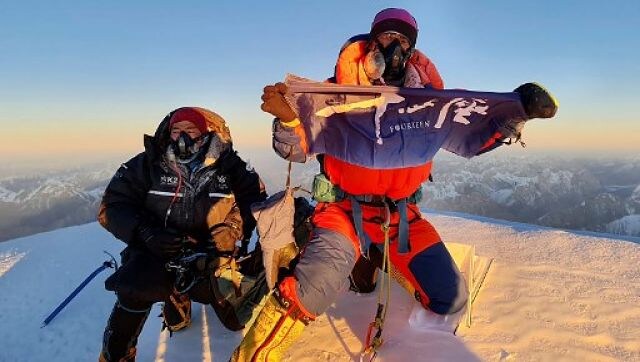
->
[370, 8, 418, 47]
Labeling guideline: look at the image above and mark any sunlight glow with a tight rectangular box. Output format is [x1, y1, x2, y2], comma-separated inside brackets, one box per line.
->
[201, 304, 213, 362]
[154, 327, 169, 362]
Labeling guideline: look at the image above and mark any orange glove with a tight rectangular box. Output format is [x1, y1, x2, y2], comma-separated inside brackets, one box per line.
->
[260, 82, 297, 122]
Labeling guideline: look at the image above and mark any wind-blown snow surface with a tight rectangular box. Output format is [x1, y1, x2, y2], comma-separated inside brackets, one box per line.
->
[0, 212, 639, 361]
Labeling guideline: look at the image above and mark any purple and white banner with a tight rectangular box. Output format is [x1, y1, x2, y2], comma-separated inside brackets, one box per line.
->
[285, 75, 528, 169]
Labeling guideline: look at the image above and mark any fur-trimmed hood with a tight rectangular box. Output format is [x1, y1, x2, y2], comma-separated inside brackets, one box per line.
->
[143, 107, 233, 165]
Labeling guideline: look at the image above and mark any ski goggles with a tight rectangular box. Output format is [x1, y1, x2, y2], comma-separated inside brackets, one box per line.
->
[376, 31, 412, 50]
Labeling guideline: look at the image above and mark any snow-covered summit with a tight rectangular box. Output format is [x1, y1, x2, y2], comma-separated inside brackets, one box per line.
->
[1, 211, 639, 361]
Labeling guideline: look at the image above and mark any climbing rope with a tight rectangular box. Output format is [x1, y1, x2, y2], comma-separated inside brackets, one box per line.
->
[360, 203, 393, 362]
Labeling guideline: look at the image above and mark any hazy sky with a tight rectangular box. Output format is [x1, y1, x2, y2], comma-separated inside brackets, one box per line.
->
[1, 1, 639, 170]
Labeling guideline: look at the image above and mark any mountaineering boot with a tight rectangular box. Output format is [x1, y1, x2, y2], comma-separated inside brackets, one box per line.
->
[230, 282, 315, 362]
[99, 300, 151, 362]
[162, 291, 192, 333]
[99, 347, 136, 362]
[514, 82, 559, 119]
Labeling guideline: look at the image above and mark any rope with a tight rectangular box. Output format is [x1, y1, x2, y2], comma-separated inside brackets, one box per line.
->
[360, 203, 392, 361]
[286, 160, 292, 189]
[165, 161, 183, 227]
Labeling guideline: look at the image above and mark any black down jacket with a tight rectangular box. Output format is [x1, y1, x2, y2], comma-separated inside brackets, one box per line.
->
[98, 112, 265, 250]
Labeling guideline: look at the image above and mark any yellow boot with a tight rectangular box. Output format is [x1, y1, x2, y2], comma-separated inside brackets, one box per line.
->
[231, 279, 314, 362]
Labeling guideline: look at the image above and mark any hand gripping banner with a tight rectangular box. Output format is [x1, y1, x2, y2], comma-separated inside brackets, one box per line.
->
[284, 75, 529, 169]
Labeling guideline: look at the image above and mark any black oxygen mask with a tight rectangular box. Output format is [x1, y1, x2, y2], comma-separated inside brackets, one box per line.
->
[380, 39, 411, 86]
[171, 131, 207, 161]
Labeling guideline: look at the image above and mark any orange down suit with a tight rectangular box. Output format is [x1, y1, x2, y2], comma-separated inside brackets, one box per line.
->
[274, 39, 468, 317]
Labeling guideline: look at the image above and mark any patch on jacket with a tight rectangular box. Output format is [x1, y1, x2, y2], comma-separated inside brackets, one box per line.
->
[160, 175, 179, 186]
[215, 174, 229, 191]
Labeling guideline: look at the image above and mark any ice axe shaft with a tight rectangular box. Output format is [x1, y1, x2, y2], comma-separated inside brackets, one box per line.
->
[42, 252, 117, 327]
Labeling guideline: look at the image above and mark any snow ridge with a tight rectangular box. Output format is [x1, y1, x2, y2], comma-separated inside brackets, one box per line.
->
[0, 214, 638, 361]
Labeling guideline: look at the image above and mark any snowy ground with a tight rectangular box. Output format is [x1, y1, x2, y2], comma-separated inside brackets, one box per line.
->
[0, 211, 639, 361]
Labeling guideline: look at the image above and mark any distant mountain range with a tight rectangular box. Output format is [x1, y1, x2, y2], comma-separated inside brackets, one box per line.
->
[0, 167, 114, 242]
[1, 154, 639, 242]
[418, 154, 640, 237]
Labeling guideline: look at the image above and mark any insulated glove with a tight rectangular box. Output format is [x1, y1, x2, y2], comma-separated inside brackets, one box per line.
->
[211, 225, 240, 254]
[137, 225, 184, 259]
[513, 82, 558, 119]
[260, 83, 297, 123]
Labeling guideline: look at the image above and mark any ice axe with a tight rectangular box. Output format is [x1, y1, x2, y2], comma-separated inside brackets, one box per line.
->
[42, 251, 118, 327]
